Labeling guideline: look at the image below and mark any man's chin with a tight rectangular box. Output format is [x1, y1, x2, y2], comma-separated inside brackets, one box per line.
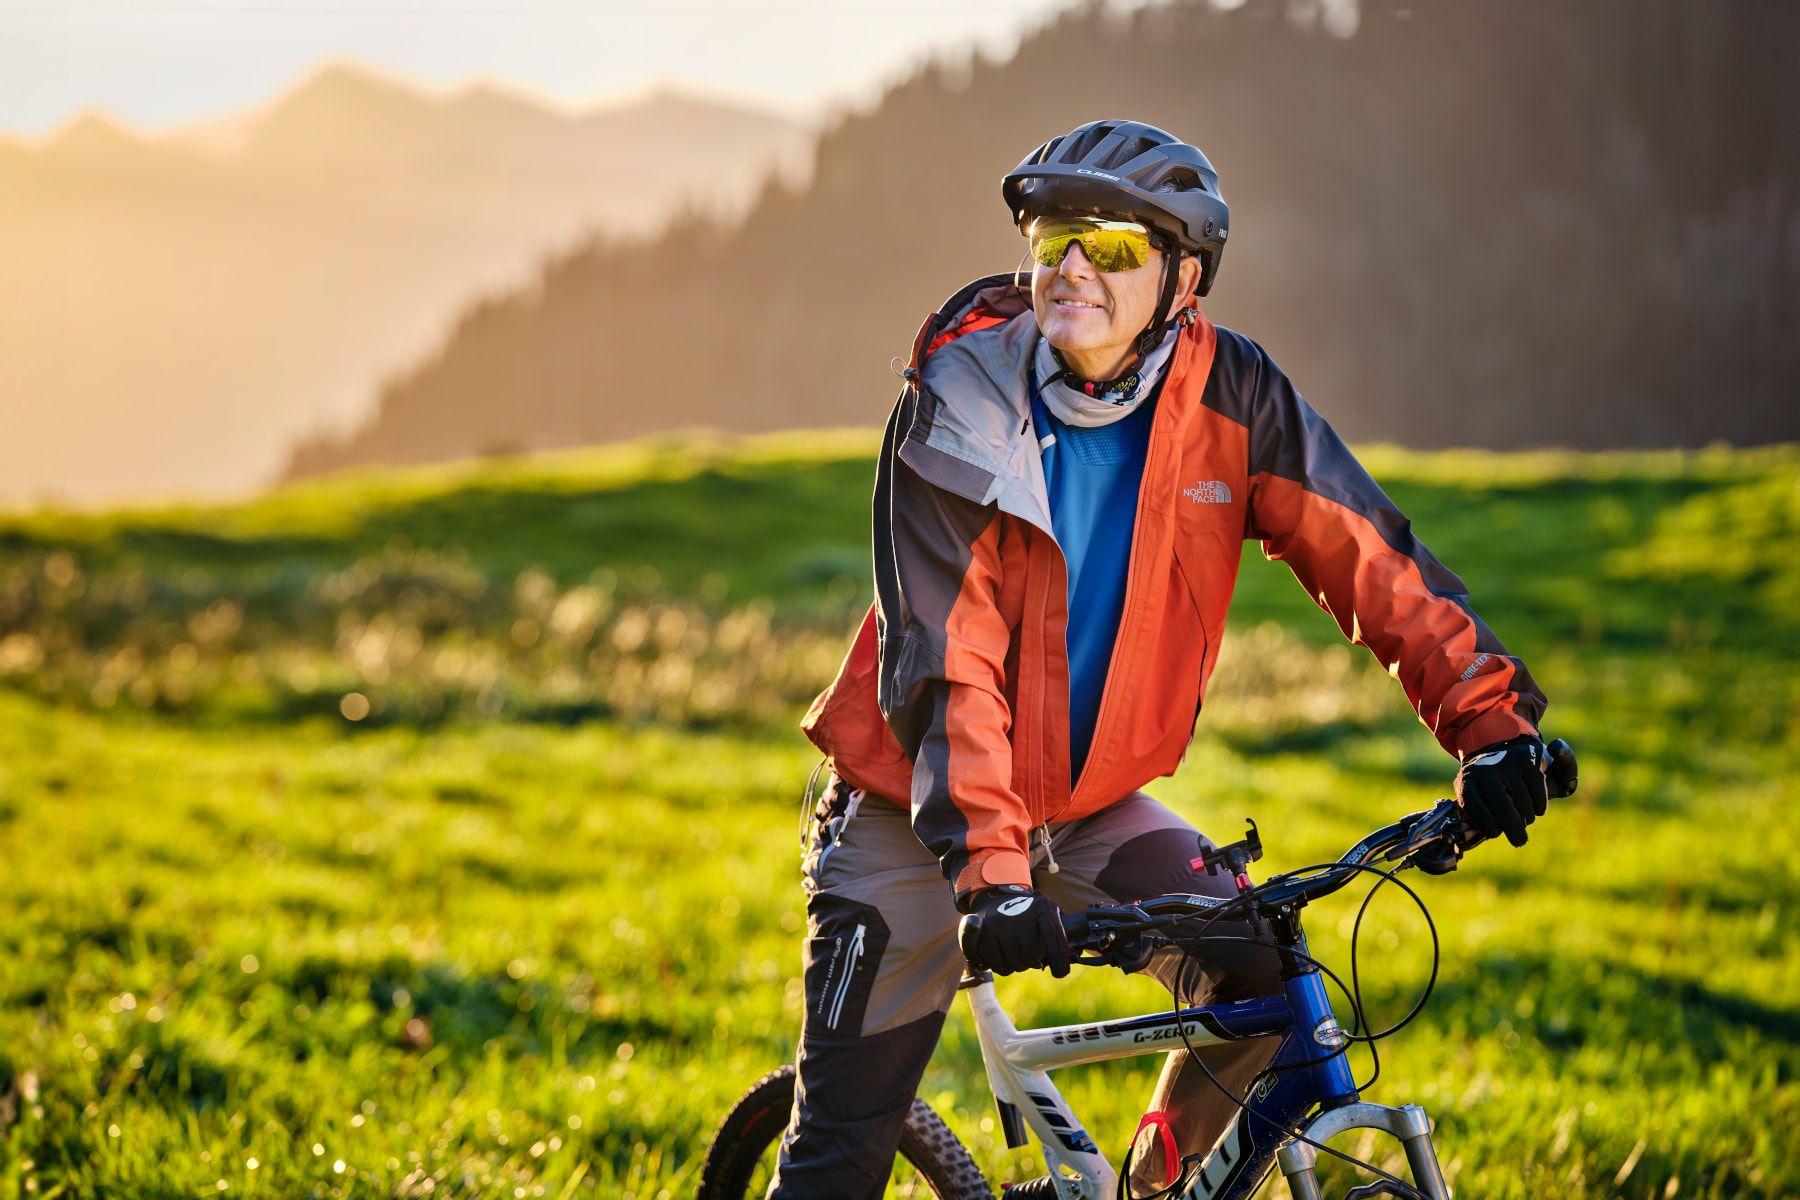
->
[1040, 323, 1116, 357]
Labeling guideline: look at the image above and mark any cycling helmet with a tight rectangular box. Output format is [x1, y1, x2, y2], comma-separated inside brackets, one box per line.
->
[1003, 119, 1230, 363]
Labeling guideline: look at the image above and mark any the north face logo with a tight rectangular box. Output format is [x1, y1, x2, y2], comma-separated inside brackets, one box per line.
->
[1182, 480, 1233, 504]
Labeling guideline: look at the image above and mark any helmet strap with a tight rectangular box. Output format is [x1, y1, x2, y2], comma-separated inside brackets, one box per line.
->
[1134, 242, 1182, 361]
[1045, 345, 1146, 403]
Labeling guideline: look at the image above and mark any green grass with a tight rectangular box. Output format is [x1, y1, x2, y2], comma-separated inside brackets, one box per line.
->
[1, 434, 1795, 1198]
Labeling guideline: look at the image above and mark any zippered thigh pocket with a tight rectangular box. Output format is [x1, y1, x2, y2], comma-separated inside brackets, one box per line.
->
[802, 894, 890, 1040]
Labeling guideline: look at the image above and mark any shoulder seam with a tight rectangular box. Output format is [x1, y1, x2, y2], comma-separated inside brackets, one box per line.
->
[1198, 324, 1264, 429]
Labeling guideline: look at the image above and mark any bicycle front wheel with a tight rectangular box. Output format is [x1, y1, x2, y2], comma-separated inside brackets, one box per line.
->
[698, 1064, 993, 1200]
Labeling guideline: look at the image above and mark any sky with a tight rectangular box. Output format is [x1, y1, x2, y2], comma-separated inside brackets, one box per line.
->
[0, 0, 1108, 137]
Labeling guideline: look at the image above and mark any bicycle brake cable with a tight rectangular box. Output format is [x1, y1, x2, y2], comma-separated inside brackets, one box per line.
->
[1144, 860, 1440, 1199]
[1163, 858, 1439, 1060]
[1159, 945, 1425, 1200]
[1229, 858, 1441, 1077]
[1356, 868, 1440, 1041]
[1202, 857, 1442, 1046]
[1345, 861, 1441, 1103]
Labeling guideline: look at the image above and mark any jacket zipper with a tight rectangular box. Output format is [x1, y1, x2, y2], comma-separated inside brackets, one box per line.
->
[1021, 366, 1072, 831]
[1067, 373, 1178, 807]
[1029, 516, 1072, 830]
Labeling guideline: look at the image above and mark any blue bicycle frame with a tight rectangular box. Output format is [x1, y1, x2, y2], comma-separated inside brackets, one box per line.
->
[963, 814, 1479, 1200]
[963, 931, 1449, 1200]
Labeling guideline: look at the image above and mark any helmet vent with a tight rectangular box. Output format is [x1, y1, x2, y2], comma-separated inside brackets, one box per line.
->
[1157, 167, 1202, 193]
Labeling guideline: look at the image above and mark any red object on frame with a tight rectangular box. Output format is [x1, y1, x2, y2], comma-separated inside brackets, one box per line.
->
[1132, 1109, 1181, 1189]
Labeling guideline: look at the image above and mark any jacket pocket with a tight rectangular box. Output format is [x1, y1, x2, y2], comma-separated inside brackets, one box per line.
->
[1171, 549, 1215, 741]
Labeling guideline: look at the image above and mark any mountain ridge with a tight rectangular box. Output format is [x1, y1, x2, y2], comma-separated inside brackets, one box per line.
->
[0, 59, 813, 506]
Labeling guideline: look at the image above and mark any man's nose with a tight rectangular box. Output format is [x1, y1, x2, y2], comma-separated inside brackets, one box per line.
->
[1058, 241, 1097, 279]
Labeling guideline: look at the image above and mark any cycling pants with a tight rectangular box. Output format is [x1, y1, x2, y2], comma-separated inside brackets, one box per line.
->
[766, 778, 1283, 1199]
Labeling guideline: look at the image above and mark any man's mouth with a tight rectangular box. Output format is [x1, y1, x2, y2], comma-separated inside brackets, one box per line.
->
[1053, 299, 1104, 310]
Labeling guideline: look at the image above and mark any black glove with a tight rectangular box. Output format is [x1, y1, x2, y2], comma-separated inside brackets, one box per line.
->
[958, 885, 1071, 978]
[1456, 735, 1549, 847]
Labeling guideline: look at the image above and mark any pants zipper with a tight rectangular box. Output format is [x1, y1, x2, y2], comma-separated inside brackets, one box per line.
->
[826, 923, 866, 1029]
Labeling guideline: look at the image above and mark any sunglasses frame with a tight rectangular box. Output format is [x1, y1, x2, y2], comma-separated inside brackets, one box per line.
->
[1025, 212, 1165, 273]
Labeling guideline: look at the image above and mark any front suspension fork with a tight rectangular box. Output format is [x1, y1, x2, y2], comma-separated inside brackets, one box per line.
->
[1275, 1102, 1450, 1200]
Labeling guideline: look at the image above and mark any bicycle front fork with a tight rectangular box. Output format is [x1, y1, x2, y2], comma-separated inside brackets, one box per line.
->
[1275, 1101, 1450, 1200]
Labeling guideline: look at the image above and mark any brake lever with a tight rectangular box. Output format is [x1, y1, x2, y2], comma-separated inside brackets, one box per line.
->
[1409, 840, 1464, 876]
[1108, 930, 1159, 974]
[1357, 802, 1454, 868]
[1069, 930, 1165, 972]
[1395, 800, 1482, 875]
[1064, 902, 1151, 953]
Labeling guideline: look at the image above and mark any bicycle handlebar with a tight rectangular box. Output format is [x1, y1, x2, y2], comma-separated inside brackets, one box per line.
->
[1061, 737, 1577, 955]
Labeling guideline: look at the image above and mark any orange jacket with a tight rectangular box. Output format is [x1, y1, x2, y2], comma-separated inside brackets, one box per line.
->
[802, 275, 1545, 898]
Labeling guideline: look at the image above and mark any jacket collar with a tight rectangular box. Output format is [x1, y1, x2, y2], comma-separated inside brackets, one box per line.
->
[898, 274, 1211, 536]
[900, 277, 1050, 532]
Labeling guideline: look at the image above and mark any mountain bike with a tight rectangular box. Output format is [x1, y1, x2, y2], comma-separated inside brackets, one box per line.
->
[701, 740, 1578, 1200]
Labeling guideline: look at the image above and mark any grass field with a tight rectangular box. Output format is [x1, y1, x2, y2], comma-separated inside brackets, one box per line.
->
[1, 434, 1795, 1198]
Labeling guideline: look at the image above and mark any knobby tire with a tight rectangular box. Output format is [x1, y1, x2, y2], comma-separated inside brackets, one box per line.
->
[698, 1064, 993, 1200]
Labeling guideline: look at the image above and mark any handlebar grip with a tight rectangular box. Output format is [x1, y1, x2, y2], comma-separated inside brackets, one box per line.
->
[1545, 737, 1578, 799]
[956, 912, 981, 964]
[1062, 911, 1091, 944]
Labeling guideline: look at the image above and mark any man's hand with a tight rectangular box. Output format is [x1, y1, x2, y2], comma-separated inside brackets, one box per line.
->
[958, 885, 1071, 977]
[1456, 735, 1549, 847]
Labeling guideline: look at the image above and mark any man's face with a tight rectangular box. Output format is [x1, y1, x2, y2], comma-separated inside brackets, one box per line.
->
[1028, 215, 1199, 378]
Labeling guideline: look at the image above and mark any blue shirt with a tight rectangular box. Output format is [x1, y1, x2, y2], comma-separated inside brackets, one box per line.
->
[1029, 372, 1158, 783]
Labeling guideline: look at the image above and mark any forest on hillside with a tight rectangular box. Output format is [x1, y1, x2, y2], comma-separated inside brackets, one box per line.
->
[286, 0, 1800, 481]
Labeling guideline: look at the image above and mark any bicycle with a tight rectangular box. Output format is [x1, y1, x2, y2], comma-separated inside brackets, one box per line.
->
[701, 740, 1578, 1200]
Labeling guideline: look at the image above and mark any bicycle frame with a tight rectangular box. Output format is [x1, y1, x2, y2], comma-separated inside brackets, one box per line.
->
[961, 945, 1451, 1200]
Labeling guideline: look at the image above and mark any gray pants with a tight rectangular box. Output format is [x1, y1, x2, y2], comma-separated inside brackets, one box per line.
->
[768, 779, 1282, 1199]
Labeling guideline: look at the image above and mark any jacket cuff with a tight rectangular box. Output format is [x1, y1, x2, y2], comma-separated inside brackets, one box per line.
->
[953, 848, 1031, 897]
[1452, 709, 1539, 758]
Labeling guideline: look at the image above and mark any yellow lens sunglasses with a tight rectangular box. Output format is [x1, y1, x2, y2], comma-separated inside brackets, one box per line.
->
[1026, 215, 1156, 273]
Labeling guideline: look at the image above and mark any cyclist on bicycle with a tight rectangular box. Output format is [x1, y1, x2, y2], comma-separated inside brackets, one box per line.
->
[770, 119, 1552, 1199]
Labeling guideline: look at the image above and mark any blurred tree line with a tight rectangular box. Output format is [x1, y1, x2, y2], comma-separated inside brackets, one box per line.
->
[287, 0, 1798, 479]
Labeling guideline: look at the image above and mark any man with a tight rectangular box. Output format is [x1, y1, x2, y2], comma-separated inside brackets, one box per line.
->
[771, 119, 1551, 1198]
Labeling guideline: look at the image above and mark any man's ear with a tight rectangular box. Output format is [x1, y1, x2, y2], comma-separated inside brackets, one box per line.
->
[1175, 253, 1204, 308]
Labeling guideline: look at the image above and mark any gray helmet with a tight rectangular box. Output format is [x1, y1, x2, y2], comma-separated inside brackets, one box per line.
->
[1002, 119, 1230, 297]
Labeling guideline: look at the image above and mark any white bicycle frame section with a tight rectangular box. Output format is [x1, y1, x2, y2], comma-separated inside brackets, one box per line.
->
[963, 974, 1255, 1199]
[961, 975, 1452, 1200]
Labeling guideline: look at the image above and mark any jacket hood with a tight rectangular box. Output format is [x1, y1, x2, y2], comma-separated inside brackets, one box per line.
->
[895, 275, 1051, 532]
[905, 273, 1032, 378]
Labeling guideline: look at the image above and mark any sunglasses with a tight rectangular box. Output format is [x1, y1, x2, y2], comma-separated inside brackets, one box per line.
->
[1026, 215, 1156, 273]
